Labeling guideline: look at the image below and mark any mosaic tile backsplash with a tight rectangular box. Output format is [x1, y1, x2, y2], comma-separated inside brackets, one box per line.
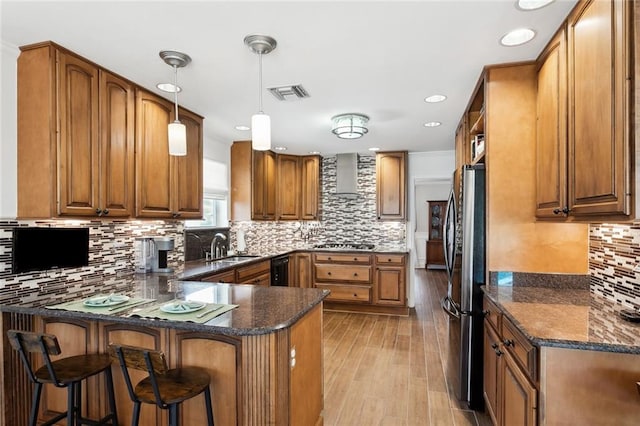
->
[229, 155, 407, 254]
[589, 223, 640, 310]
[0, 220, 183, 305]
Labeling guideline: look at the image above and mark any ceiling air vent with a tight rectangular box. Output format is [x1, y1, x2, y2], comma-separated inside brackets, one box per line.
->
[267, 84, 310, 101]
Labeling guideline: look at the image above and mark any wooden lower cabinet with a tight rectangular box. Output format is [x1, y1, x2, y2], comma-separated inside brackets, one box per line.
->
[200, 269, 236, 283]
[426, 240, 445, 269]
[292, 252, 313, 288]
[483, 296, 537, 426]
[314, 251, 408, 315]
[236, 259, 271, 286]
[8, 305, 323, 426]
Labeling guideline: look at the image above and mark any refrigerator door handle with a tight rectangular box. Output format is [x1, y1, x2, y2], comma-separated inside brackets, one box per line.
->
[440, 295, 461, 319]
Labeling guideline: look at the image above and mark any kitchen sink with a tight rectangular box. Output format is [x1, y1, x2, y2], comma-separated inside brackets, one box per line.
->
[209, 255, 260, 265]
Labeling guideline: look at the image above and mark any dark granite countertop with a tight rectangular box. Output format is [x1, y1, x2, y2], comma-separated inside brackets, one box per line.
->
[0, 276, 329, 337]
[483, 273, 640, 354]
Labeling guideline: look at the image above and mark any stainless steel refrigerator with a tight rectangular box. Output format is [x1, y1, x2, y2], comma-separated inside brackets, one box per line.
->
[441, 164, 486, 410]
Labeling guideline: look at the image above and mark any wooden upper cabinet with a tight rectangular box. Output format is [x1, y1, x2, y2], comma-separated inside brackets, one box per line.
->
[57, 51, 100, 217]
[566, 0, 631, 217]
[17, 42, 134, 219]
[536, 27, 567, 218]
[252, 149, 277, 220]
[174, 108, 203, 219]
[135, 89, 174, 218]
[455, 117, 469, 171]
[277, 154, 301, 220]
[135, 89, 203, 219]
[300, 155, 321, 220]
[99, 70, 135, 218]
[376, 151, 407, 220]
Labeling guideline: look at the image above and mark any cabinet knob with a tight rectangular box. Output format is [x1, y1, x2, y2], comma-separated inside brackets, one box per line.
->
[503, 339, 514, 347]
[354, 257, 358, 261]
[353, 273, 358, 277]
[327, 272, 332, 276]
[172, 212, 182, 218]
[95, 208, 102, 216]
[495, 348, 503, 356]
[102, 209, 109, 216]
[387, 258, 392, 262]
[491, 343, 499, 350]
[552, 207, 571, 216]
[483, 310, 490, 317]
[353, 293, 358, 297]
[328, 257, 332, 261]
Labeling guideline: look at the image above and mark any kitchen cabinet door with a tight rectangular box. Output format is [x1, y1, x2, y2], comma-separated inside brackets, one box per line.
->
[252, 150, 277, 220]
[535, 28, 567, 219]
[57, 51, 100, 217]
[567, 0, 631, 217]
[374, 265, 405, 306]
[99, 70, 135, 218]
[376, 151, 407, 220]
[483, 320, 502, 426]
[173, 108, 203, 219]
[276, 154, 301, 220]
[293, 253, 312, 288]
[502, 351, 537, 426]
[300, 155, 321, 220]
[135, 89, 175, 218]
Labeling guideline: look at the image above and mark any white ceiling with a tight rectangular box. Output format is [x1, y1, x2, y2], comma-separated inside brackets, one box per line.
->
[1, 0, 578, 156]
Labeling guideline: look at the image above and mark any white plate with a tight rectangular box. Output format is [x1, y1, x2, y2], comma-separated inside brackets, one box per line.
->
[160, 301, 205, 314]
[83, 294, 129, 307]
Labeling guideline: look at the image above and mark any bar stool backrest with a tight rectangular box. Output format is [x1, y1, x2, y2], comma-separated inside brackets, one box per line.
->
[108, 343, 170, 408]
[7, 330, 63, 386]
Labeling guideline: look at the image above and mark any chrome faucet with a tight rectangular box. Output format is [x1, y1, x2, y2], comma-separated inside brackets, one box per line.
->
[210, 233, 228, 260]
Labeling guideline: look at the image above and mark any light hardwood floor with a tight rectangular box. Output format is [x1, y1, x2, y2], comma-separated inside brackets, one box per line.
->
[323, 268, 493, 426]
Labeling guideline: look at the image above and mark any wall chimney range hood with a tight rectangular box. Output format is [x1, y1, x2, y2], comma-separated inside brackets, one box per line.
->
[335, 153, 359, 198]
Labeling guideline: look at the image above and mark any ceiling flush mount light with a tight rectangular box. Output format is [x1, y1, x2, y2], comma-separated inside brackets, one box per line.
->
[368, 147, 380, 152]
[274, 146, 287, 151]
[235, 125, 250, 131]
[424, 94, 447, 103]
[159, 50, 191, 156]
[517, 0, 554, 11]
[245, 34, 277, 151]
[156, 83, 181, 93]
[331, 113, 369, 139]
[500, 28, 536, 46]
[424, 121, 442, 127]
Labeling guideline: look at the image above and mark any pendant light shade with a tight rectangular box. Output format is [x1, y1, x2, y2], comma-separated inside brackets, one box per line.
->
[168, 121, 187, 155]
[159, 50, 191, 156]
[251, 113, 271, 151]
[244, 34, 277, 151]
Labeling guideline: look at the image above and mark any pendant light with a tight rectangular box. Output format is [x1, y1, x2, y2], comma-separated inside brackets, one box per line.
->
[159, 50, 192, 156]
[244, 34, 277, 151]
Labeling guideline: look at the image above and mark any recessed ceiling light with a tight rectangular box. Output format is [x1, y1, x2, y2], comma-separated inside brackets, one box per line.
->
[424, 121, 442, 127]
[424, 95, 447, 103]
[500, 28, 536, 46]
[274, 146, 287, 151]
[517, 0, 554, 11]
[235, 125, 250, 131]
[156, 83, 181, 93]
[369, 147, 380, 152]
[309, 151, 321, 155]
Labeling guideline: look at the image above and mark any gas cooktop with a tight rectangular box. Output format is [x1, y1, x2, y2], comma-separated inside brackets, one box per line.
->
[313, 243, 376, 251]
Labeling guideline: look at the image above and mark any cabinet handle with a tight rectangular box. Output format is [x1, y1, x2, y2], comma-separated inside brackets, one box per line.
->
[387, 258, 392, 262]
[353, 273, 358, 277]
[327, 272, 332, 276]
[102, 209, 109, 216]
[503, 339, 514, 347]
[354, 257, 358, 261]
[353, 293, 358, 297]
[95, 208, 102, 216]
[172, 212, 182, 218]
[552, 207, 571, 216]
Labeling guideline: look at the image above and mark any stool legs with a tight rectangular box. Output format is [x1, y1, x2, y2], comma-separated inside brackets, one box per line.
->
[105, 367, 119, 426]
[204, 386, 214, 426]
[169, 404, 179, 426]
[132, 401, 141, 426]
[29, 382, 43, 426]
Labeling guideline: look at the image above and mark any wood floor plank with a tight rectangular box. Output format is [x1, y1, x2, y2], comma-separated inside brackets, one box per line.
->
[323, 269, 492, 426]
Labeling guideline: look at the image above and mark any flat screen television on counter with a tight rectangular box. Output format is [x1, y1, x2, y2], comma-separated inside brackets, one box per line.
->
[12, 227, 90, 274]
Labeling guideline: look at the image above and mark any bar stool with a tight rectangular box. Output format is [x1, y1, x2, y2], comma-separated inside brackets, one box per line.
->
[7, 329, 118, 426]
[108, 343, 214, 426]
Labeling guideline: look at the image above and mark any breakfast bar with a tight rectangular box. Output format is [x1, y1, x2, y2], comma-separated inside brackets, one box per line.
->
[0, 277, 329, 425]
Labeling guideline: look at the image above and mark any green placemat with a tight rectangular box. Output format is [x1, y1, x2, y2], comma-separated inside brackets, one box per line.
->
[130, 302, 238, 323]
[45, 297, 155, 314]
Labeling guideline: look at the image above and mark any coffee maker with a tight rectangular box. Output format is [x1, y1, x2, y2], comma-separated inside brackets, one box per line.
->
[151, 237, 175, 273]
[134, 237, 154, 273]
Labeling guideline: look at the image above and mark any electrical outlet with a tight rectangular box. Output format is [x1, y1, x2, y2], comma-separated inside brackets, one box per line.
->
[633, 264, 640, 273]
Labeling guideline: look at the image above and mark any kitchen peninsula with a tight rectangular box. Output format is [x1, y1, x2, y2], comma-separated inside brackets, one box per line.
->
[0, 278, 328, 425]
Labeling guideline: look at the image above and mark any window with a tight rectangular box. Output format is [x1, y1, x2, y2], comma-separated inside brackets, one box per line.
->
[185, 159, 229, 228]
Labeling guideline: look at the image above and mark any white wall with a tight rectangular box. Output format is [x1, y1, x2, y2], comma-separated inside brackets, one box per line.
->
[407, 150, 454, 307]
[0, 42, 19, 219]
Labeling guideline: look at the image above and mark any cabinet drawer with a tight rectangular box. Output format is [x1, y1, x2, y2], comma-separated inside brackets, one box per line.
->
[239, 271, 270, 286]
[375, 254, 405, 266]
[315, 284, 371, 303]
[314, 264, 371, 283]
[483, 296, 501, 333]
[502, 316, 537, 381]
[200, 269, 236, 283]
[313, 253, 372, 264]
[236, 260, 270, 282]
